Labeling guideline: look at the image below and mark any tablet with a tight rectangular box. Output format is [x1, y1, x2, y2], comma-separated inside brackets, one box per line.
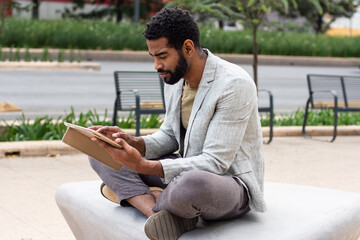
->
[64, 122, 123, 149]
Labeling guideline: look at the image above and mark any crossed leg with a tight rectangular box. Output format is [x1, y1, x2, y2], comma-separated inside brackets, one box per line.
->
[89, 156, 249, 220]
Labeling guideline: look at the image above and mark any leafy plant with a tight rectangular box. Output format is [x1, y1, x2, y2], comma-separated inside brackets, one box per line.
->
[8, 47, 13, 61]
[0, 108, 164, 142]
[41, 47, 49, 61]
[57, 49, 65, 62]
[25, 47, 31, 61]
[14, 47, 21, 61]
[32, 54, 38, 62]
[260, 108, 360, 127]
[0, 46, 3, 61]
[77, 49, 81, 63]
[69, 48, 74, 63]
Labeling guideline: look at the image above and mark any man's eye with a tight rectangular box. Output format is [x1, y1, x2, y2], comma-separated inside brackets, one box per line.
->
[159, 56, 167, 60]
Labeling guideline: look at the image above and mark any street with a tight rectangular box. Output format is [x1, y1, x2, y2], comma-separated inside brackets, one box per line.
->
[0, 61, 359, 121]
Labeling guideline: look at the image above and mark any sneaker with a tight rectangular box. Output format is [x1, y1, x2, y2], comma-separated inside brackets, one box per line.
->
[144, 210, 198, 240]
[100, 183, 120, 204]
[149, 187, 164, 192]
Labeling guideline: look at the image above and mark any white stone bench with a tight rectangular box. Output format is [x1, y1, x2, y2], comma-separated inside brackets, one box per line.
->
[55, 180, 360, 240]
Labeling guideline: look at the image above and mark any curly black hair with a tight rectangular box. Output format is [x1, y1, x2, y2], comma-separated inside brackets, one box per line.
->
[143, 7, 201, 50]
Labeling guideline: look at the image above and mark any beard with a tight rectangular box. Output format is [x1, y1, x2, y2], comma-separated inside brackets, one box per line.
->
[158, 51, 189, 85]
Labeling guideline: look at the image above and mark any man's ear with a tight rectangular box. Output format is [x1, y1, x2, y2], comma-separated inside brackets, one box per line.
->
[182, 39, 195, 57]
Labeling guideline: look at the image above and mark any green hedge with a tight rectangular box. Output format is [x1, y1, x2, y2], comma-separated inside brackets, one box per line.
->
[1, 18, 359, 57]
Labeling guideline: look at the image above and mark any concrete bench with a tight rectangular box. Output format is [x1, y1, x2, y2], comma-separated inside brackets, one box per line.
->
[56, 180, 360, 240]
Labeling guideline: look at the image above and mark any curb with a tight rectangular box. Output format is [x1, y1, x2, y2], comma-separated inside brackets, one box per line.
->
[0, 61, 101, 71]
[267, 125, 360, 137]
[0, 126, 359, 158]
[1, 48, 359, 67]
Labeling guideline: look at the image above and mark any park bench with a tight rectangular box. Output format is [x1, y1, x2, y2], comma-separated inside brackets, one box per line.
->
[112, 71, 166, 137]
[302, 74, 360, 142]
[112, 71, 274, 143]
[56, 180, 360, 240]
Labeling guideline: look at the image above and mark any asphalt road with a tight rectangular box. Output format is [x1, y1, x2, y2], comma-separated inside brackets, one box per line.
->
[0, 61, 359, 121]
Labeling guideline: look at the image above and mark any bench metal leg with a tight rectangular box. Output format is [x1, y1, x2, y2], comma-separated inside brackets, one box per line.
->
[302, 97, 311, 139]
[112, 99, 118, 126]
[268, 108, 273, 144]
[331, 107, 338, 142]
[135, 94, 141, 137]
[302, 97, 338, 142]
[262, 110, 273, 144]
[135, 113, 140, 136]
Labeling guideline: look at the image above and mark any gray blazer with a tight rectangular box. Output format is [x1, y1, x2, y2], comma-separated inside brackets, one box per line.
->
[143, 50, 266, 212]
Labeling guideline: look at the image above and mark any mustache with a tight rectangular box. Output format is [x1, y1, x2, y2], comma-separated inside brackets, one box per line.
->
[157, 70, 171, 73]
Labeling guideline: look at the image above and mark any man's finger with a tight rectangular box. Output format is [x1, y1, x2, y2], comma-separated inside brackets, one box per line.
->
[112, 132, 128, 139]
[97, 126, 122, 133]
[89, 126, 103, 130]
[116, 138, 130, 150]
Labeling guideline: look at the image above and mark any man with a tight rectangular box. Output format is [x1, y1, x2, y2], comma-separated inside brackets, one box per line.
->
[89, 7, 266, 240]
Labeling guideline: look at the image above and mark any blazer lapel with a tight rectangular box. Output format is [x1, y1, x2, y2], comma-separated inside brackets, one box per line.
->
[183, 52, 217, 156]
[167, 78, 184, 145]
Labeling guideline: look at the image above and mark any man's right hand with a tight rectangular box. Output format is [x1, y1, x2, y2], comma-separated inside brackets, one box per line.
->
[89, 126, 146, 155]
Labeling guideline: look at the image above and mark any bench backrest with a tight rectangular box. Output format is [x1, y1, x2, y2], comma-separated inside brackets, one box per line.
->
[307, 74, 360, 108]
[114, 71, 165, 111]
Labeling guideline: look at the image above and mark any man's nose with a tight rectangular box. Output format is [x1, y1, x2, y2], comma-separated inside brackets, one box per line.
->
[154, 60, 163, 71]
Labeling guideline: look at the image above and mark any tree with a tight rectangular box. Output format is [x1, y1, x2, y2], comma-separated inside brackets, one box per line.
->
[166, 0, 237, 23]
[167, 0, 298, 87]
[0, 1, 31, 40]
[61, 0, 163, 23]
[230, 0, 297, 87]
[0, 0, 6, 39]
[285, 0, 358, 33]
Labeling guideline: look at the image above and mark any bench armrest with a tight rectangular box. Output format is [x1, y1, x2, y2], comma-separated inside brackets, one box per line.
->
[258, 89, 273, 109]
[310, 90, 338, 109]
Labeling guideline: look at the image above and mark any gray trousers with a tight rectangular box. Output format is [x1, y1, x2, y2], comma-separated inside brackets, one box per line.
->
[89, 156, 250, 221]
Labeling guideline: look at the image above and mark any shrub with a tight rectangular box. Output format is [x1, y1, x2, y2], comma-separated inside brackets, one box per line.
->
[1, 18, 359, 57]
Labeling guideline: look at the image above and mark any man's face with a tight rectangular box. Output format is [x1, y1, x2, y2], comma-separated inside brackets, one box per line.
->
[147, 37, 189, 85]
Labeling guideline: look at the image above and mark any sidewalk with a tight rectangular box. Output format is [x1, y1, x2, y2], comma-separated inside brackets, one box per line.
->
[0, 136, 359, 239]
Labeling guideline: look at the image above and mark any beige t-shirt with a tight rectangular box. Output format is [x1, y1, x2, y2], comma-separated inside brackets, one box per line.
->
[181, 82, 198, 130]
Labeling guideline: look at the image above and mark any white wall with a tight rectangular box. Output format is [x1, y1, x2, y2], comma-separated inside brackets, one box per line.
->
[329, 6, 360, 30]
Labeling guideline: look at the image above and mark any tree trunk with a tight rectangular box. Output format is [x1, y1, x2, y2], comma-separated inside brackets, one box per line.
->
[219, 20, 224, 29]
[315, 14, 323, 33]
[0, 0, 5, 40]
[252, 24, 259, 88]
[32, 0, 39, 19]
[116, 0, 123, 23]
[134, 0, 140, 25]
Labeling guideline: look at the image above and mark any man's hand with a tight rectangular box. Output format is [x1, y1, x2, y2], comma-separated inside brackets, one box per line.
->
[89, 126, 146, 155]
[92, 137, 164, 177]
